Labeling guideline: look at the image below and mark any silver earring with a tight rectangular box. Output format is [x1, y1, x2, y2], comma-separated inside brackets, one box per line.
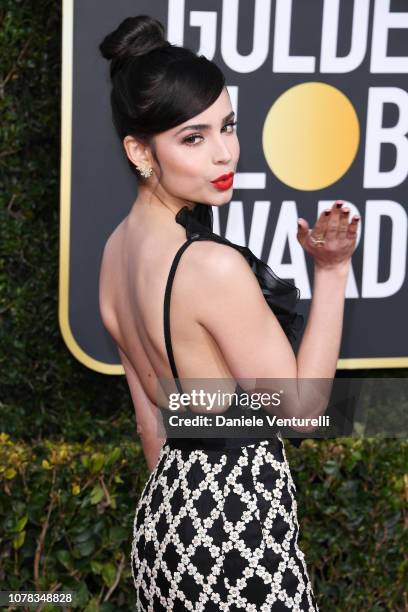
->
[138, 165, 153, 178]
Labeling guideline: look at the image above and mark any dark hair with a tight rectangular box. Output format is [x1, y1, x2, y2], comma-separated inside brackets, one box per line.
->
[99, 15, 225, 178]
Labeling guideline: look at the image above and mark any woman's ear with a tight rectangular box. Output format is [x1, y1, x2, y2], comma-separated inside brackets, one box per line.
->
[123, 136, 151, 168]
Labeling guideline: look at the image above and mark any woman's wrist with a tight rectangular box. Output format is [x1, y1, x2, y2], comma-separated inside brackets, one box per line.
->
[313, 259, 351, 277]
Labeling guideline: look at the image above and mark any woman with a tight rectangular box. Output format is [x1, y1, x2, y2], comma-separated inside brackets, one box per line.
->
[98, 15, 359, 611]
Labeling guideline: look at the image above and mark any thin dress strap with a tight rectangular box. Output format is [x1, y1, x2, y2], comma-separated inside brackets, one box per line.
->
[163, 236, 200, 395]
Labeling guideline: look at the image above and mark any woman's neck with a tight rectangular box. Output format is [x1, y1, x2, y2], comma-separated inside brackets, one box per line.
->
[132, 184, 196, 218]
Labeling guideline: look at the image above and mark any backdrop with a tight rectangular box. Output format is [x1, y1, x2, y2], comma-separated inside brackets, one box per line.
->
[59, 0, 408, 374]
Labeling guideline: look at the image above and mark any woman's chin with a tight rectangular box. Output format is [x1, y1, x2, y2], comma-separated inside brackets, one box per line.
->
[208, 188, 233, 204]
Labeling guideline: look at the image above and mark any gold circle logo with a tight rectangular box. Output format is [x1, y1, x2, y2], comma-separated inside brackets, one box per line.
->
[262, 82, 360, 191]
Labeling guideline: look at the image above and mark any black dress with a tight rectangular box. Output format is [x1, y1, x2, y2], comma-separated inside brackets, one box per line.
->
[130, 204, 319, 611]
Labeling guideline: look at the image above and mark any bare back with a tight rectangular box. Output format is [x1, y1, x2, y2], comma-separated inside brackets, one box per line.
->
[99, 204, 235, 411]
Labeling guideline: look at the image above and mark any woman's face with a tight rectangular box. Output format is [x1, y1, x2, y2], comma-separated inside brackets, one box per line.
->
[150, 87, 240, 208]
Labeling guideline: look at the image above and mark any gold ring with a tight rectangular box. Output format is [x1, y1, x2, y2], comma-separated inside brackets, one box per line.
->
[310, 235, 326, 247]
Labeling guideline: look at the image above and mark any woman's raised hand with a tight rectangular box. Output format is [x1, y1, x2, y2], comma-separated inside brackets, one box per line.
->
[296, 201, 360, 270]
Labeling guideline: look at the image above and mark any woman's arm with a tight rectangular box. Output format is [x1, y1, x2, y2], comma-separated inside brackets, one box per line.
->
[292, 203, 359, 422]
[194, 201, 359, 425]
[296, 262, 350, 380]
[288, 261, 350, 428]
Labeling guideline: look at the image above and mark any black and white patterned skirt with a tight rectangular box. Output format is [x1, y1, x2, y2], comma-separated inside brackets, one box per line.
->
[131, 434, 319, 611]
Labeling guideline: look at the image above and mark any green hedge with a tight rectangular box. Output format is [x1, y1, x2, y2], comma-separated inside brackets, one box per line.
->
[0, 433, 150, 611]
[1, 433, 407, 611]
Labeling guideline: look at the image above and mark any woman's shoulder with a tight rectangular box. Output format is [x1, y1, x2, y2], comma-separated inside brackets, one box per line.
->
[183, 237, 252, 281]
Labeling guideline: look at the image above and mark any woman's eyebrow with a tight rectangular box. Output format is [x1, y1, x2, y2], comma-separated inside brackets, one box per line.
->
[174, 111, 235, 135]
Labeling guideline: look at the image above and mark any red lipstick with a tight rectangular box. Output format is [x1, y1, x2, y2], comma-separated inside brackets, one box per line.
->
[211, 172, 234, 191]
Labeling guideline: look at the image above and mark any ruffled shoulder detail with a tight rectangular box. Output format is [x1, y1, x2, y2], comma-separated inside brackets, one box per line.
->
[175, 204, 304, 346]
[175, 203, 214, 238]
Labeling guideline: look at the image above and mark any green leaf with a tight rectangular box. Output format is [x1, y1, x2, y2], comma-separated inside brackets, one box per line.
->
[72, 527, 94, 543]
[90, 453, 105, 474]
[109, 526, 127, 545]
[56, 549, 73, 570]
[12, 530, 25, 549]
[90, 484, 104, 505]
[106, 447, 121, 466]
[72, 581, 90, 607]
[81, 455, 90, 469]
[90, 560, 103, 574]
[76, 539, 95, 557]
[83, 598, 99, 612]
[15, 515, 28, 532]
[323, 460, 339, 476]
[101, 562, 116, 588]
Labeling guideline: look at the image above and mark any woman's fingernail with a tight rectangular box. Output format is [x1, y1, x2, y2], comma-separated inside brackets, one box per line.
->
[336, 202, 343, 208]
[324, 210, 330, 215]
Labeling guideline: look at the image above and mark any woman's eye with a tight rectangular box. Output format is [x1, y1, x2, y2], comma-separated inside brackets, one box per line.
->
[183, 134, 203, 146]
[182, 121, 237, 146]
[223, 121, 238, 133]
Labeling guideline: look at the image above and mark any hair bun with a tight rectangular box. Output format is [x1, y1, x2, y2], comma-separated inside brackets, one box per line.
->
[99, 15, 170, 64]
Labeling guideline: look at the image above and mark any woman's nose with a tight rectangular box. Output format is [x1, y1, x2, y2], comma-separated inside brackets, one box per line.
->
[212, 137, 233, 164]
